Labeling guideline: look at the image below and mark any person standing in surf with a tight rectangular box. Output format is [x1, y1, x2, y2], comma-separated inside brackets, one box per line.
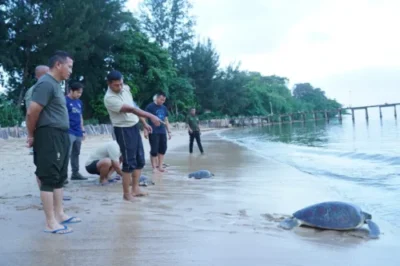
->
[104, 70, 161, 201]
[186, 107, 204, 154]
[144, 92, 171, 172]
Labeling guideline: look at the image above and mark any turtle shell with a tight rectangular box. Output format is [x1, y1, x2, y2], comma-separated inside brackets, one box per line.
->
[293, 201, 364, 230]
[189, 170, 213, 179]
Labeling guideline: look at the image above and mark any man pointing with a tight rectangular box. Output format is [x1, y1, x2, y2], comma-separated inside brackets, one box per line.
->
[104, 70, 161, 202]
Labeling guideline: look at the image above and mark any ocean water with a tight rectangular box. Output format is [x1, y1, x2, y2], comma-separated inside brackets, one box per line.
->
[218, 109, 400, 228]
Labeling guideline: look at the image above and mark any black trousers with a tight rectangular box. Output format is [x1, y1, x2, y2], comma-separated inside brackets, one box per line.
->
[189, 131, 203, 153]
[113, 124, 145, 173]
[33, 127, 70, 192]
[149, 133, 167, 157]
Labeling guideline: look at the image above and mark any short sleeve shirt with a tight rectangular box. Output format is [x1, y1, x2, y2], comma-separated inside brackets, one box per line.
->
[66, 96, 83, 137]
[145, 102, 168, 134]
[85, 141, 121, 166]
[187, 115, 200, 131]
[31, 74, 69, 130]
[104, 85, 139, 127]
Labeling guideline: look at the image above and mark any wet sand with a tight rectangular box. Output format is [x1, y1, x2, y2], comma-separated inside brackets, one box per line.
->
[1, 130, 400, 265]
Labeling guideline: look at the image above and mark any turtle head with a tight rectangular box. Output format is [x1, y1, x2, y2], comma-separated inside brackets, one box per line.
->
[361, 211, 372, 221]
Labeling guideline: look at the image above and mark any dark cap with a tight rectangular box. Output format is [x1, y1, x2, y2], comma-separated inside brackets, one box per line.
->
[107, 70, 123, 82]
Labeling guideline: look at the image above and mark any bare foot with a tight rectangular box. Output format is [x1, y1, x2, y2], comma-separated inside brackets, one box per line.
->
[132, 187, 148, 197]
[123, 194, 136, 202]
[152, 168, 159, 173]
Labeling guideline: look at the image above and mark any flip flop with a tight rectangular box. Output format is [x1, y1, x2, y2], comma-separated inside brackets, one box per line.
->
[44, 225, 73, 234]
[114, 175, 121, 181]
[61, 216, 82, 224]
[63, 195, 72, 201]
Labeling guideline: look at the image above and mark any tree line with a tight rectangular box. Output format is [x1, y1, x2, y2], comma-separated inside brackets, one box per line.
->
[0, 0, 342, 127]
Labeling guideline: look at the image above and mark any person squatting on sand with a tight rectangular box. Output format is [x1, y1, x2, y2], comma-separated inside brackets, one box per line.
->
[144, 91, 172, 173]
[26, 51, 81, 235]
[65, 81, 88, 183]
[85, 141, 124, 185]
[104, 70, 161, 202]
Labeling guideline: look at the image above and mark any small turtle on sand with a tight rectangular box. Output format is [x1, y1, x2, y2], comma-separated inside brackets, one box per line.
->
[279, 201, 380, 239]
[139, 175, 155, 187]
[188, 170, 214, 179]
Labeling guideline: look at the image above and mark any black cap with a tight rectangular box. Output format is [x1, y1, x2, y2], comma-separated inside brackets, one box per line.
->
[107, 70, 123, 82]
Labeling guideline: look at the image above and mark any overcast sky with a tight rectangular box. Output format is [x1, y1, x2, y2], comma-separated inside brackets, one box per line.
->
[128, 0, 400, 107]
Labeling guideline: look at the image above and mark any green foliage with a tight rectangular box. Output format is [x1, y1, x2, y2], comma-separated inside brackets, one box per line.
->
[0, 0, 342, 127]
[1, 0, 135, 114]
[167, 76, 195, 118]
[198, 111, 225, 120]
[111, 29, 176, 108]
[293, 83, 341, 117]
[0, 94, 23, 127]
[89, 92, 109, 123]
[185, 38, 219, 110]
[140, 0, 195, 68]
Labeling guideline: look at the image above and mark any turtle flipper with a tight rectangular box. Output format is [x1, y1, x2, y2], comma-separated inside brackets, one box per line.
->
[279, 217, 300, 230]
[366, 220, 380, 239]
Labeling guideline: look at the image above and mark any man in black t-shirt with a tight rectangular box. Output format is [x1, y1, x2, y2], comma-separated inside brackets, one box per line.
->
[144, 92, 171, 172]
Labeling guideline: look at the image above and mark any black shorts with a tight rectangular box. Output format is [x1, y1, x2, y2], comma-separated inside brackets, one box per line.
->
[85, 160, 100, 175]
[148, 133, 167, 156]
[113, 124, 145, 173]
[33, 127, 70, 192]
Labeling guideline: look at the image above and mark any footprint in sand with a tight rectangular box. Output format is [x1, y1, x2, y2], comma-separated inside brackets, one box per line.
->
[15, 205, 42, 211]
[238, 209, 248, 217]
[64, 206, 84, 213]
[261, 213, 291, 223]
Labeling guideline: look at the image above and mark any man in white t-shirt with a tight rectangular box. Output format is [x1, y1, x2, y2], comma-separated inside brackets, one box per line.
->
[85, 141, 124, 185]
[104, 70, 160, 201]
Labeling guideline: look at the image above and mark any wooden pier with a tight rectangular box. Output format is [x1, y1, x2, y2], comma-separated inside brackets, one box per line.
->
[251, 102, 400, 126]
[344, 103, 399, 123]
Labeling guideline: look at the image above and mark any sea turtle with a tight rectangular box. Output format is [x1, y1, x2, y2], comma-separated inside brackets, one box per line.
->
[279, 201, 380, 239]
[139, 175, 155, 187]
[188, 170, 214, 179]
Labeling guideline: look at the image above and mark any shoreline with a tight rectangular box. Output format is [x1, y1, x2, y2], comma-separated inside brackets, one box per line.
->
[0, 127, 224, 197]
[0, 128, 399, 265]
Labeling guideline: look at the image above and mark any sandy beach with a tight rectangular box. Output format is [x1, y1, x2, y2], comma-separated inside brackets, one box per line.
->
[1, 128, 399, 266]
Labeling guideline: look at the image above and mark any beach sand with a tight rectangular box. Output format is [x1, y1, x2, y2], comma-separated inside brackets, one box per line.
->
[0, 129, 399, 266]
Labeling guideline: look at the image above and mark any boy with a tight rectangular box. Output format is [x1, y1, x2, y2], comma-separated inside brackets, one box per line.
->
[66, 82, 87, 182]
